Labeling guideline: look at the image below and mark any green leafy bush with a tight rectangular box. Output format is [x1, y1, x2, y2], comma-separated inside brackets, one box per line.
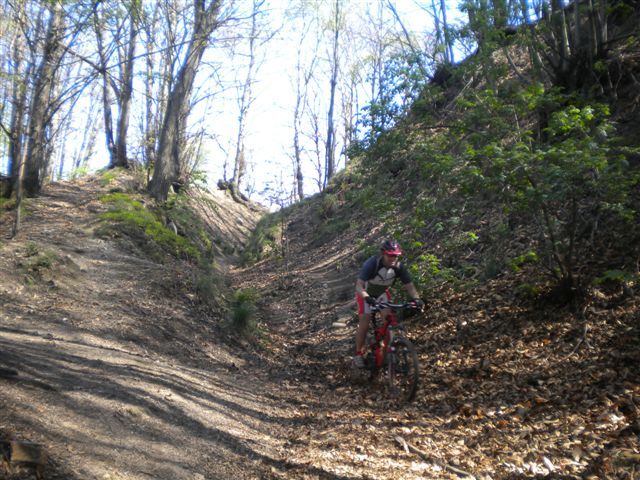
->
[229, 288, 259, 335]
[594, 270, 639, 286]
[509, 251, 539, 272]
[98, 193, 199, 261]
[456, 87, 638, 292]
[21, 242, 58, 272]
[408, 253, 456, 291]
[242, 213, 283, 264]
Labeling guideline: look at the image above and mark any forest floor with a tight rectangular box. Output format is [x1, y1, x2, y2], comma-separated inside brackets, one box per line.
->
[1, 177, 639, 480]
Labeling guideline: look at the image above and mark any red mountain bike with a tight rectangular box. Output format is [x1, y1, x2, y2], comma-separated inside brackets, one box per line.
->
[363, 301, 420, 403]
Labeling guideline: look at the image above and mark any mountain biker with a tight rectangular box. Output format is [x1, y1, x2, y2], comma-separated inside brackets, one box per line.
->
[353, 239, 423, 368]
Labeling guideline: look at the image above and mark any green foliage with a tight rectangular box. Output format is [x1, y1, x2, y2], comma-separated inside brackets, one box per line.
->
[356, 240, 379, 262]
[194, 269, 223, 309]
[229, 288, 259, 335]
[594, 270, 639, 286]
[509, 251, 539, 272]
[66, 164, 90, 180]
[98, 193, 200, 261]
[445, 230, 479, 250]
[515, 282, 543, 299]
[22, 242, 58, 272]
[99, 168, 120, 187]
[161, 193, 216, 259]
[359, 51, 430, 146]
[242, 213, 283, 264]
[407, 253, 456, 291]
[0, 197, 15, 211]
[456, 87, 638, 288]
[189, 170, 209, 189]
[320, 193, 339, 219]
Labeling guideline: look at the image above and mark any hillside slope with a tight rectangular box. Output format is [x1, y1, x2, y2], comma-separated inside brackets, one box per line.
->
[0, 176, 302, 480]
[234, 195, 640, 479]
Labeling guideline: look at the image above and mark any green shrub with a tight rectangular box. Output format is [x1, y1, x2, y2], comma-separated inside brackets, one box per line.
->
[509, 251, 539, 272]
[408, 253, 456, 291]
[100, 169, 120, 186]
[67, 165, 90, 180]
[0, 197, 15, 211]
[242, 213, 283, 264]
[320, 193, 339, 219]
[515, 282, 543, 299]
[594, 270, 639, 286]
[230, 288, 259, 335]
[194, 271, 223, 309]
[98, 193, 199, 261]
[22, 242, 58, 272]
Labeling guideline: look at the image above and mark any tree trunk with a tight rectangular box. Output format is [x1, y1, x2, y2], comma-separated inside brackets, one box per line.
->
[113, 16, 138, 169]
[24, 2, 65, 196]
[93, 7, 117, 169]
[6, 32, 29, 199]
[149, 0, 222, 202]
[324, 0, 340, 187]
[142, 5, 160, 177]
[231, 0, 259, 196]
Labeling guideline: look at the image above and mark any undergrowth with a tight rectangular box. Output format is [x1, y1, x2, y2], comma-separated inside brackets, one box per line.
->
[244, 77, 640, 308]
[96, 192, 200, 261]
[228, 288, 260, 338]
[18, 242, 59, 285]
[242, 212, 285, 264]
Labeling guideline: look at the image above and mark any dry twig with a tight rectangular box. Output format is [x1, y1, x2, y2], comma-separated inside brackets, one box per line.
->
[394, 436, 476, 479]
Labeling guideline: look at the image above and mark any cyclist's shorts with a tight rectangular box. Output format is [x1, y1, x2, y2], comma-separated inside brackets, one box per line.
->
[356, 290, 391, 315]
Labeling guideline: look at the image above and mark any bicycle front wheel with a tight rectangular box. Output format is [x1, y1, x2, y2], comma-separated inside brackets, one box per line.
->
[387, 337, 419, 403]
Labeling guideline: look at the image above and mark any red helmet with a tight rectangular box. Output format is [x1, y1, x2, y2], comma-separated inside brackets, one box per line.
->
[381, 239, 402, 256]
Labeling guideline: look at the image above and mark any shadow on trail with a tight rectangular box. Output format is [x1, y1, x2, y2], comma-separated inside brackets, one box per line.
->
[0, 326, 350, 479]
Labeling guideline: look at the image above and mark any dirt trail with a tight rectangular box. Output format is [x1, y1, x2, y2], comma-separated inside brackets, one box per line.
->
[230, 199, 640, 480]
[0, 178, 314, 480]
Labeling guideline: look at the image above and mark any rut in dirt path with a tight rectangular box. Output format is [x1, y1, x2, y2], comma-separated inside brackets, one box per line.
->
[0, 177, 345, 480]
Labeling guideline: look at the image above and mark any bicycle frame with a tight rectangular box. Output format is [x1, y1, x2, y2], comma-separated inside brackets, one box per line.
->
[367, 302, 407, 370]
[359, 300, 420, 403]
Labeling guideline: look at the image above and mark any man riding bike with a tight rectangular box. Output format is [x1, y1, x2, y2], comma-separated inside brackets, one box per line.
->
[353, 239, 423, 368]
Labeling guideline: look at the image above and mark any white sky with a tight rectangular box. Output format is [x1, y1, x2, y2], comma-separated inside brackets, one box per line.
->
[1, 0, 465, 207]
[201, 0, 461, 206]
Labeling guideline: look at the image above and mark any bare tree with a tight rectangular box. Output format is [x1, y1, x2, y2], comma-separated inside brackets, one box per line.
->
[139, 2, 163, 178]
[387, 1, 430, 74]
[92, 0, 140, 169]
[2, 7, 31, 198]
[149, 0, 223, 201]
[306, 94, 324, 192]
[290, 5, 321, 200]
[324, 0, 342, 188]
[23, 2, 66, 196]
[229, 0, 265, 201]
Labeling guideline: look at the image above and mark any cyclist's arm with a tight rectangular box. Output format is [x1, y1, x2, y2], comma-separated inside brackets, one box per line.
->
[397, 262, 420, 301]
[355, 278, 369, 300]
[403, 281, 420, 301]
[356, 256, 378, 300]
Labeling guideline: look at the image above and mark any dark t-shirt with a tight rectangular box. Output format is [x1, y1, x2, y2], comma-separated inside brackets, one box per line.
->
[358, 255, 412, 297]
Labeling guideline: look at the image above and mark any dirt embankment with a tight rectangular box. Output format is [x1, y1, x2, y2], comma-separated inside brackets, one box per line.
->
[0, 178, 296, 480]
[231, 198, 640, 480]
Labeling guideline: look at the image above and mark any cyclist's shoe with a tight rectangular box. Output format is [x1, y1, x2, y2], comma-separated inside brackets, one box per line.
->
[352, 354, 365, 369]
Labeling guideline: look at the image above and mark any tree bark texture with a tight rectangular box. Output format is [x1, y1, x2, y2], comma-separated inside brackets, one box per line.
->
[231, 0, 259, 195]
[113, 17, 138, 169]
[149, 0, 222, 201]
[24, 2, 65, 196]
[324, 0, 340, 188]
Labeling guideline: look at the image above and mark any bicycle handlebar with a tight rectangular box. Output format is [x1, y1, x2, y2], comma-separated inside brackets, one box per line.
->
[370, 301, 419, 311]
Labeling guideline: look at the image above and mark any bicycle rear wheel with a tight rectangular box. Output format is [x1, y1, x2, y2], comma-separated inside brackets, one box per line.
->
[387, 337, 419, 403]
